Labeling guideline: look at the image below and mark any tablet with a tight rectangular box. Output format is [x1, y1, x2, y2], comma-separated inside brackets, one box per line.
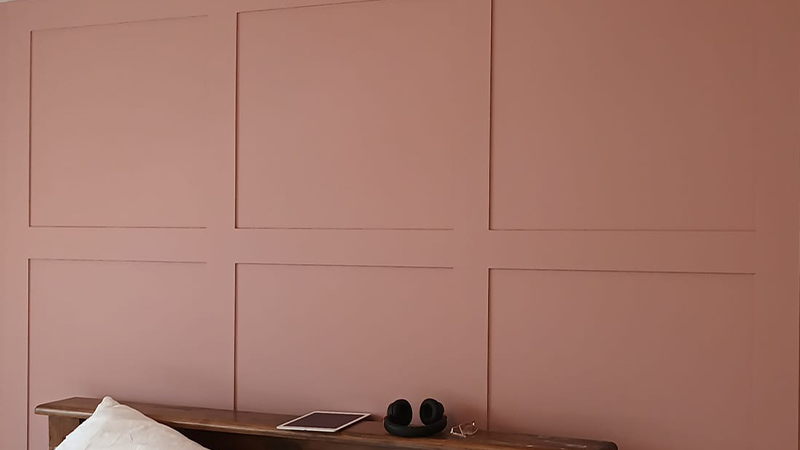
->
[276, 411, 371, 433]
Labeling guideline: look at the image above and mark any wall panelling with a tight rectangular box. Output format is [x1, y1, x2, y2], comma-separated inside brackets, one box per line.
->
[0, 0, 796, 449]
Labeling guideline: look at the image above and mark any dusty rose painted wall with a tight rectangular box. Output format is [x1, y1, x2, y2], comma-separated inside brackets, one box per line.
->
[0, 1, 798, 450]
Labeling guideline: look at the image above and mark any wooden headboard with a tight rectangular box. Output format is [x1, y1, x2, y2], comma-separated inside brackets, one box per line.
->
[35, 398, 618, 450]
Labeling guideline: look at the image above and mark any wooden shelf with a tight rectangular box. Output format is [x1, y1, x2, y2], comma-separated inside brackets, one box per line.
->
[36, 397, 618, 450]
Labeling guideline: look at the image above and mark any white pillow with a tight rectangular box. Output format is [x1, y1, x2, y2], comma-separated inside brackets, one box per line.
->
[56, 396, 209, 450]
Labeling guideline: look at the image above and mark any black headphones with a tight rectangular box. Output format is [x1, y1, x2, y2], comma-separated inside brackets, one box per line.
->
[383, 398, 447, 438]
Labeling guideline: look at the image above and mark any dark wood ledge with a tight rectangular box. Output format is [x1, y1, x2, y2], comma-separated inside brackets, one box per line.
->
[36, 397, 617, 450]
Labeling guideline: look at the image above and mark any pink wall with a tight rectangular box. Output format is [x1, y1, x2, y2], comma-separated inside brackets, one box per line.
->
[0, 1, 798, 449]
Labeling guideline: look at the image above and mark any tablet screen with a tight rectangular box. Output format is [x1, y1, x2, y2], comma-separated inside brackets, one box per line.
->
[277, 411, 370, 432]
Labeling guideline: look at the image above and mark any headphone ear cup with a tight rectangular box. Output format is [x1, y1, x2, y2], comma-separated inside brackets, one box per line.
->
[419, 398, 444, 425]
[387, 399, 413, 426]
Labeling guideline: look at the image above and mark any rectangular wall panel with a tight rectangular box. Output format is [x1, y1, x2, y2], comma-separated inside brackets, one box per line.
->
[30, 17, 209, 228]
[28, 260, 233, 450]
[236, 264, 485, 425]
[236, 0, 487, 230]
[491, 0, 756, 231]
[489, 269, 754, 450]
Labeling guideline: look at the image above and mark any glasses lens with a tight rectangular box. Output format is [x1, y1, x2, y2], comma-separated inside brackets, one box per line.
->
[450, 422, 478, 437]
[462, 421, 478, 435]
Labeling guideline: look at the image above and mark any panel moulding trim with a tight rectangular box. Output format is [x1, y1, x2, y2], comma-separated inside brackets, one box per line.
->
[233, 1, 458, 232]
[488, 267, 756, 276]
[29, 225, 207, 230]
[236, 226, 455, 231]
[29, 15, 208, 33]
[27, 16, 210, 231]
[236, 262, 453, 270]
[25, 259, 31, 450]
[235, 0, 386, 17]
[489, 227, 757, 233]
[27, 258, 207, 265]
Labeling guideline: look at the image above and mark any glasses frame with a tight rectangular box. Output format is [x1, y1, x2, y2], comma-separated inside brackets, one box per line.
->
[449, 421, 478, 438]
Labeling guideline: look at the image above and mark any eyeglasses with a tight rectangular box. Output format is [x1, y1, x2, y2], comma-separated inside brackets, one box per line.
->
[450, 421, 478, 438]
